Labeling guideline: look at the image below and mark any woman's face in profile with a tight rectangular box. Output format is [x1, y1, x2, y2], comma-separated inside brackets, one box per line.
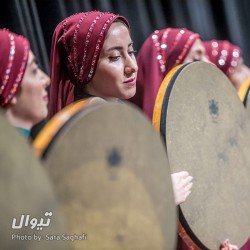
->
[183, 38, 210, 64]
[85, 22, 138, 100]
[11, 51, 50, 126]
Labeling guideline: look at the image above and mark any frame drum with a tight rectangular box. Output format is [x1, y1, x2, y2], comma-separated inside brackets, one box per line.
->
[246, 89, 250, 114]
[33, 99, 177, 250]
[239, 82, 250, 119]
[238, 78, 250, 105]
[153, 61, 250, 249]
[0, 112, 67, 250]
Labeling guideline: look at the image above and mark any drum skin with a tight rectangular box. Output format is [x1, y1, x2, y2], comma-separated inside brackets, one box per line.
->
[153, 64, 201, 249]
[0, 112, 68, 250]
[33, 100, 177, 250]
[153, 61, 250, 249]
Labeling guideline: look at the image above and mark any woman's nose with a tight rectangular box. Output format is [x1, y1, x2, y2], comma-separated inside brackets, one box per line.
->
[40, 70, 50, 88]
[201, 54, 211, 63]
[125, 57, 138, 75]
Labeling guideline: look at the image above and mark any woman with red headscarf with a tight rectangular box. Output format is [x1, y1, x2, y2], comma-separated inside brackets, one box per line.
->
[129, 28, 209, 120]
[49, 11, 137, 117]
[203, 40, 250, 101]
[0, 29, 50, 138]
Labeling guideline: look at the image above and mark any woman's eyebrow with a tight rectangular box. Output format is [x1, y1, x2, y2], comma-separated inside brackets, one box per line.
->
[106, 42, 134, 52]
[28, 56, 37, 66]
[107, 46, 123, 52]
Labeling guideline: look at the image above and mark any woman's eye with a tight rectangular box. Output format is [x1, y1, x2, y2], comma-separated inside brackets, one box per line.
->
[32, 63, 39, 74]
[128, 50, 137, 56]
[193, 58, 200, 62]
[33, 68, 39, 74]
[108, 56, 121, 62]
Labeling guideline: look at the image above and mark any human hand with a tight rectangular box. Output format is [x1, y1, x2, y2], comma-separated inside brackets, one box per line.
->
[171, 171, 193, 205]
[220, 239, 238, 250]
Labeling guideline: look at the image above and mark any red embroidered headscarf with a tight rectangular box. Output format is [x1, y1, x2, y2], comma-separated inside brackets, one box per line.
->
[49, 11, 129, 117]
[203, 40, 241, 77]
[0, 29, 30, 107]
[129, 28, 200, 120]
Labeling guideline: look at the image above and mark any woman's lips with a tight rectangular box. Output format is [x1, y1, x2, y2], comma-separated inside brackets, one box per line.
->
[43, 95, 49, 103]
[124, 77, 136, 86]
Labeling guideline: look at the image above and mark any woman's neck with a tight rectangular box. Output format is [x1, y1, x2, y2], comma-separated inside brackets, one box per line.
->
[5, 109, 33, 130]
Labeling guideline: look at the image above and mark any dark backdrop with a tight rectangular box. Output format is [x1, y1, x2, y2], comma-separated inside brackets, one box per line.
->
[1, 0, 250, 72]
[1, 0, 249, 136]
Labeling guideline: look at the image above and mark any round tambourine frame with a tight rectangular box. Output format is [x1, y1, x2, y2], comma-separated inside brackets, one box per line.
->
[33, 98, 177, 250]
[238, 78, 250, 118]
[153, 61, 250, 249]
[238, 78, 250, 105]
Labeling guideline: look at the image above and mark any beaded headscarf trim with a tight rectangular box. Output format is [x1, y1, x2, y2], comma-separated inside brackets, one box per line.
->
[0, 31, 29, 106]
[61, 11, 120, 84]
[209, 40, 241, 75]
[152, 28, 199, 73]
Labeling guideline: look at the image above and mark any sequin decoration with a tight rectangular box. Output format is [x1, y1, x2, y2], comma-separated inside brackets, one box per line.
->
[86, 14, 116, 82]
[176, 34, 197, 64]
[79, 13, 105, 82]
[152, 29, 169, 73]
[210, 40, 241, 76]
[3, 41, 29, 106]
[0, 34, 15, 97]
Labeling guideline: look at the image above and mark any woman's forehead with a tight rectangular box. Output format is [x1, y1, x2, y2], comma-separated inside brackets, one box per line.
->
[27, 50, 35, 64]
[189, 39, 203, 52]
[106, 22, 130, 40]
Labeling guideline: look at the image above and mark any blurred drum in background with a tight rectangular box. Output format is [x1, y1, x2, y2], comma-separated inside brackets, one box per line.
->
[33, 99, 177, 250]
[0, 112, 68, 250]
